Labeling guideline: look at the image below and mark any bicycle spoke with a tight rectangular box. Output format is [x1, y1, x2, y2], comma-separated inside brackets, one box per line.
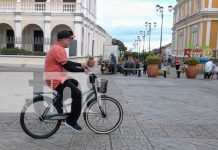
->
[85, 97, 123, 133]
[21, 98, 62, 138]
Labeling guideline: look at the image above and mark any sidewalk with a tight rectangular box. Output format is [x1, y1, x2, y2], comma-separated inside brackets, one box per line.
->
[0, 66, 218, 149]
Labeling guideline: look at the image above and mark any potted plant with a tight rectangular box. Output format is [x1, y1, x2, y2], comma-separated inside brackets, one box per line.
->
[184, 57, 200, 79]
[87, 55, 95, 67]
[146, 55, 161, 77]
[98, 55, 103, 65]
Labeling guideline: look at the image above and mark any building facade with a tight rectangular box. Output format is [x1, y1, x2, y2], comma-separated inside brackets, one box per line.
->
[172, 0, 218, 57]
[0, 0, 112, 57]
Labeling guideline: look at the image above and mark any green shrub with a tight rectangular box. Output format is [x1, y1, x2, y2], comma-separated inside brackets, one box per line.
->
[184, 57, 200, 65]
[0, 48, 46, 56]
[146, 55, 161, 64]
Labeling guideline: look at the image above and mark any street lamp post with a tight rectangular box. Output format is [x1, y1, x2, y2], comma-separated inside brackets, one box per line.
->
[137, 35, 141, 60]
[156, 4, 172, 59]
[140, 31, 146, 56]
[145, 22, 157, 52]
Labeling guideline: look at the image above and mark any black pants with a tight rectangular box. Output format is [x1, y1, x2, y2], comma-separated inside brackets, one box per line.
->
[55, 78, 82, 124]
[175, 65, 180, 70]
[204, 72, 212, 79]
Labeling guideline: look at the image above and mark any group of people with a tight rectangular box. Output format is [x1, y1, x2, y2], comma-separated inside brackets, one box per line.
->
[166, 55, 218, 79]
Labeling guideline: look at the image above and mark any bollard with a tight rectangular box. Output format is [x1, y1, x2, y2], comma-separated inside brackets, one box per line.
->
[163, 70, 167, 78]
[138, 70, 141, 77]
[177, 71, 181, 78]
[124, 70, 127, 76]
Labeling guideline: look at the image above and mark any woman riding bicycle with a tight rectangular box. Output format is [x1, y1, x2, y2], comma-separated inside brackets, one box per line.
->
[44, 30, 89, 131]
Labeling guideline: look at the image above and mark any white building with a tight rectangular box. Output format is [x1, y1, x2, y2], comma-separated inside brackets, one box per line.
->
[0, 0, 112, 57]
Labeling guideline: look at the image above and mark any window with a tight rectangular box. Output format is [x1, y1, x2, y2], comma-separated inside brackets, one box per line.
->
[192, 27, 198, 46]
[194, 0, 200, 12]
[178, 31, 184, 51]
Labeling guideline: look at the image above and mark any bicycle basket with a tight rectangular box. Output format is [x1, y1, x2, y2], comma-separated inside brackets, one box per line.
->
[89, 74, 96, 84]
[97, 79, 108, 93]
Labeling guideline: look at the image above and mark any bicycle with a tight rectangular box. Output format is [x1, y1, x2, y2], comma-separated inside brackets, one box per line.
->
[20, 73, 123, 139]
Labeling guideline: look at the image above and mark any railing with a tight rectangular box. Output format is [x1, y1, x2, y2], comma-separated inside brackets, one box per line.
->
[51, 3, 76, 13]
[22, 3, 46, 12]
[0, 2, 76, 13]
[0, 2, 15, 12]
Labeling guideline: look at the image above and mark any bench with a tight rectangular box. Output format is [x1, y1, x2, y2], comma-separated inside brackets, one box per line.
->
[123, 68, 142, 77]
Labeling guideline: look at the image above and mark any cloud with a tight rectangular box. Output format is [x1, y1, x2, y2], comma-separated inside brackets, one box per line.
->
[97, 0, 177, 51]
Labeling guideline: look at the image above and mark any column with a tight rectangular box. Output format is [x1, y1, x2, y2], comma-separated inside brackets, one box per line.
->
[183, 27, 187, 50]
[45, 0, 50, 13]
[208, 0, 212, 9]
[206, 20, 211, 46]
[74, 22, 82, 56]
[16, 0, 21, 12]
[83, 26, 88, 56]
[44, 13, 51, 53]
[15, 12, 22, 48]
[202, 0, 206, 10]
[199, 21, 203, 46]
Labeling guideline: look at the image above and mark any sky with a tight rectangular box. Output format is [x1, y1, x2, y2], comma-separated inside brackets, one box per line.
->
[96, 0, 177, 52]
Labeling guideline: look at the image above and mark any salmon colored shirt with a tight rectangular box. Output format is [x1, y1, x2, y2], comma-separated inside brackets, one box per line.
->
[44, 42, 68, 90]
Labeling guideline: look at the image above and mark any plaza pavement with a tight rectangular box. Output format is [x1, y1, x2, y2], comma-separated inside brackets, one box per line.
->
[0, 66, 218, 150]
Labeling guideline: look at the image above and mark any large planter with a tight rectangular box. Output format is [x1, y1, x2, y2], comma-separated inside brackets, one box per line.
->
[147, 64, 159, 77]
[87, 57, 95, 67]
[185, 64, 197, 79]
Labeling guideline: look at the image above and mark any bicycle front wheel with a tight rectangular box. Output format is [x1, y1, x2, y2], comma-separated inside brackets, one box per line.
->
[84, 96, 123, 134]
[20, 96, 62, 139]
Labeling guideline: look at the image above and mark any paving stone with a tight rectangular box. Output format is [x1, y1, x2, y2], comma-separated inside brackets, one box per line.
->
[0, 67, 218, 149]
[0, 131, 72, 150]
[201, 124, 218, 138]
[160, 124, 191, 138]
[150, 137, 218, 150]
[110, 135, 152, 150]
[180, 124, 216, 139]
[69, 133, 110, 150]
[138, 123, 168, 138]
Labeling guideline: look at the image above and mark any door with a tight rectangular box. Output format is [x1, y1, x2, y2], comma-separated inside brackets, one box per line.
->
[34, 30, 43, 52]
[6, 30, 14, 48]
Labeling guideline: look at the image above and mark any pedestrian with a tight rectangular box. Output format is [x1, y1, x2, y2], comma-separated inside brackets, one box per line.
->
[215, 64, 218, 80]
[175, 57, 181, 71]
[204, 59, 214, 79]
[143, 60, 148, 74]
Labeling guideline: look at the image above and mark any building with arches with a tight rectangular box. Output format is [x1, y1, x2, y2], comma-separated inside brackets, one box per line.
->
[172, 0, 218, 57]
[0, 0, 112, 57]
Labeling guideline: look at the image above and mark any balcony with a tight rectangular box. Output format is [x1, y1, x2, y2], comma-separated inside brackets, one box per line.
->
[0, 2, 76, 13]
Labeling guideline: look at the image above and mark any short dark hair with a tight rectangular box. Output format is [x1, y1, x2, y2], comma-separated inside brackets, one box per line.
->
[57, 30, 74, 40]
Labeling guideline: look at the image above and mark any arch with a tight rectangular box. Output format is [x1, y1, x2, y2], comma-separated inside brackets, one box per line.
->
[51, 24, 74, 56]
[22, 24, 44, 51]
[50, 24, 73, 44]
[0, 23, 15, 49]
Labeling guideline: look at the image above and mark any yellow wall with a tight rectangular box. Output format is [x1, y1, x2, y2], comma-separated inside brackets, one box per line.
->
[212, 0, 218, 8]
[210, 21, 218, 48]
[205, 0, 209, 8]
[191, 0, 194, 14]
[202, 21, 207, 45]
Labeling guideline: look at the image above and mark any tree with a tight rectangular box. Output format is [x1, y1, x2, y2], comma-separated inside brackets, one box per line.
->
[112, 38, 127, 52]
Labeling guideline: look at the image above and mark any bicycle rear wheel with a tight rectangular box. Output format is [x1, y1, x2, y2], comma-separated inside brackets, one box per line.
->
[20, 96, 62, 139]
[84, 96, 123, 134]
